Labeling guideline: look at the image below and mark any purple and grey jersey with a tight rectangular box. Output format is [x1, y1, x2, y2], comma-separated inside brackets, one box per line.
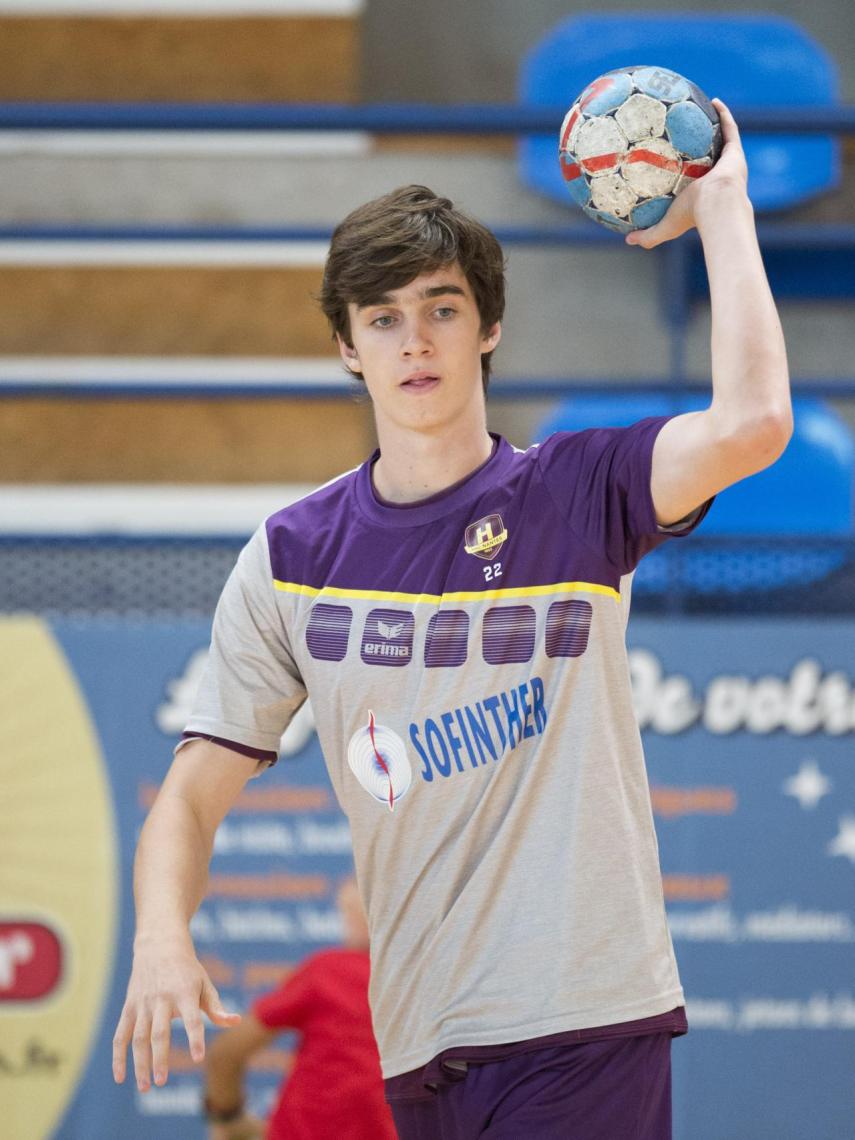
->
[185, 420, 708, 1078]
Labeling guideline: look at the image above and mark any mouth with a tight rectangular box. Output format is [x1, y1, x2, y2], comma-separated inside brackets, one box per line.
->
[401, 371, 441, 391]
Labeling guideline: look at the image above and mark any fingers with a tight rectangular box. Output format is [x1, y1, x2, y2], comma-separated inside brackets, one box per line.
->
[114, 962, 235, 1091]
[711, 98, 749, 189]
[712, 97, 739, 143]
[150, 1001, 173, 1087]
[131, 1009, 154, 1092]
[626, 97, 744, 251]
[625, 205, 692, 250]
[116, 997, 211, 1090]
[711, 98, 747, 163]
[626, 225, 660, 250]
[626, 226, 670, 250]
[200, 976, 242, 1029]
[112, 1004, 134, 1083]
[179, 995, 208, 1064]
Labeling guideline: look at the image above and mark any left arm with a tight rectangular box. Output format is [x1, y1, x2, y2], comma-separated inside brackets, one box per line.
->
[205, 1014, 275, 1140]
[627, 100, 792, 526]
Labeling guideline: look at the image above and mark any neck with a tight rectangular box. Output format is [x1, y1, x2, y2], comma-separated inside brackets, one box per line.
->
[372, 420, 493, 504]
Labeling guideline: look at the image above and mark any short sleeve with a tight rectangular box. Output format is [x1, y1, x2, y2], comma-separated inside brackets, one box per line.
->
[538, 416, 711, 575]
[183, 523, 307, 759]
[252, 957, 317, 1031]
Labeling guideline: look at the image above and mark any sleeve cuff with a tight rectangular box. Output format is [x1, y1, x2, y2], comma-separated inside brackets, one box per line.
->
[177, 732, 278, 767]
[656, 498, 713, 536]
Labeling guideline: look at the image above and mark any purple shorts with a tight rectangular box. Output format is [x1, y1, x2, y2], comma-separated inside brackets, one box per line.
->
[388, 1032, 674, 1140]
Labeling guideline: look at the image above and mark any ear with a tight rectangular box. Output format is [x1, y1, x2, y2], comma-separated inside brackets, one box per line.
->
[480, 322, 502, 353]
[336, 333, 361, 373]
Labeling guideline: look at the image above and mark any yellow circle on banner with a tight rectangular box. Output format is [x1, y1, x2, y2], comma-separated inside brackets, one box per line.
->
[0, 616, 118, 1140]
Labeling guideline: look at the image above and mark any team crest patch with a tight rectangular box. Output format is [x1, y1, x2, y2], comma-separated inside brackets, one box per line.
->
[464, 513, 508, 561]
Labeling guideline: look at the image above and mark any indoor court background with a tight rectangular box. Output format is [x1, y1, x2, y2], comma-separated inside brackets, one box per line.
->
[1, 2, 855, 1137]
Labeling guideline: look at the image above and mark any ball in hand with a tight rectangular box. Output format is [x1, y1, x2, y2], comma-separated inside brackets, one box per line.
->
[558, 65, 722, 233]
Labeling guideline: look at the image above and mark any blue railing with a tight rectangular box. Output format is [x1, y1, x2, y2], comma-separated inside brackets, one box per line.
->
[1, 377, 854, 401]
[1, 101, 854, 133]
[1, 222, 854, 248]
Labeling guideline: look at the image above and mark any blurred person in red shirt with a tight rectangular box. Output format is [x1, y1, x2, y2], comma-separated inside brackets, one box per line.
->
[203, 877, 396, 1140]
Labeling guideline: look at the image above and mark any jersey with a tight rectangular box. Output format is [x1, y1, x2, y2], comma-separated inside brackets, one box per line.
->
[185, 421, 709, 1078]
[252, 948, 396, 1140]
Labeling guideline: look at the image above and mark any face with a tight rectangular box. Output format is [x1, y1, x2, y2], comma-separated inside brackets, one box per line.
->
[337, 263, 501, 440]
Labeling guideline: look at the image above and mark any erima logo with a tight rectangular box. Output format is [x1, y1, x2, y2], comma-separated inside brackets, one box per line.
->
[464, 513, 507, 560]
[378, 620, 405, 640]
[363, 615, 410, 658]
[362, 610, 414, 667]
[364, 643, 410, 657]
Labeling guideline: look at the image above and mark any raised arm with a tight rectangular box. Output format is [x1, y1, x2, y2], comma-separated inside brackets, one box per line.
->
[112, 739, 258, 1092]
[627, 99, 792, 526]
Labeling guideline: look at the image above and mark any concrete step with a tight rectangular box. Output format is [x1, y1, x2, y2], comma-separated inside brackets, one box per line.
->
[0, 9, 360, 101]
[0, 149, 573, 226]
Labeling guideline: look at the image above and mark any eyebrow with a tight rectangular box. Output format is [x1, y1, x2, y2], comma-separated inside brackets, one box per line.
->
[357, 284, 466, 310]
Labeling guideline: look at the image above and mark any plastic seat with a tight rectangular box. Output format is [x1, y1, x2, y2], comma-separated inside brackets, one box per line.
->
[534, 395, 854, 594]
[519, 13, 840, 213]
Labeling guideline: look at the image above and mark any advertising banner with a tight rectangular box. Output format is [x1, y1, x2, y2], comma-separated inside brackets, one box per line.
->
[1, 614, 853, 1139]
[631, 618, 855, 1140]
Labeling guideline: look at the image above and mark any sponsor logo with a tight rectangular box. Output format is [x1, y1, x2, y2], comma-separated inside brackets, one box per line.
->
[464, 513, 508, 561]
[410, 675, 548, 782]
[361, 610, 414, 666]
[0, 921, 63, 1003]
[347, 711, 412, 811]
[363, 644, 410, 658]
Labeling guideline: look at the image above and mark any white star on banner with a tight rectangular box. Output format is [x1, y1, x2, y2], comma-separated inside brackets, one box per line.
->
[782, 760, 832, 810]
[827, 817, 855, 864]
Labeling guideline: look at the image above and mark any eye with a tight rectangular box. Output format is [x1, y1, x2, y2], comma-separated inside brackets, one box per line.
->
[371, 314, 395, 328]
[434, 306, 456, 319]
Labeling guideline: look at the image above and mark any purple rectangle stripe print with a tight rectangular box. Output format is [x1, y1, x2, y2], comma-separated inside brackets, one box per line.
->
[305, 603, 353, 662]
[545, 600, 592, 658]
[482, 605, 537, 665]
[424, 610, 469, 668]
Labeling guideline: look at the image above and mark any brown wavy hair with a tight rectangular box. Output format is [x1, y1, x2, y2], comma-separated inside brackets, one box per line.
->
[319, 185, 506, 391]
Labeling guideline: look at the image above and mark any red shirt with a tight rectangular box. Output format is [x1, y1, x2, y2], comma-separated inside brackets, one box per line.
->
[252, 947, 396, 1140]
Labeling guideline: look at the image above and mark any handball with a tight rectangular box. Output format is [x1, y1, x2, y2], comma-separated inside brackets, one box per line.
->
[558, 65, 722, 233]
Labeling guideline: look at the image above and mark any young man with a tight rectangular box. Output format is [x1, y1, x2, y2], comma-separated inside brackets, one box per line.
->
[113, 102, 790, 1138]
[202, 878, 396, 1140]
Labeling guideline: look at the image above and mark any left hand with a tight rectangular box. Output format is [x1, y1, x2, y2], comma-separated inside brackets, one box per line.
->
[209, 1113, 266, 1140]
[625, 98, 748, 249]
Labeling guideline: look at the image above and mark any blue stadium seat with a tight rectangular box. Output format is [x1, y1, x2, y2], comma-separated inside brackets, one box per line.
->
[534, 396, 854, 593]
[519, 13, 840, 213]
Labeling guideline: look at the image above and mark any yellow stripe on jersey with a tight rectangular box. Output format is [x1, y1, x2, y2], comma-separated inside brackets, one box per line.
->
[272, 579, 620, 604]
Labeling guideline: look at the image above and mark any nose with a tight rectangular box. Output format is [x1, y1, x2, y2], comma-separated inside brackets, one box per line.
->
[400, 317, 433, 357]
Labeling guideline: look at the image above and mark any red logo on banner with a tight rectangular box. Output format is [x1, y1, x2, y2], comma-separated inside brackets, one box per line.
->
[0, 921, 63, 1002]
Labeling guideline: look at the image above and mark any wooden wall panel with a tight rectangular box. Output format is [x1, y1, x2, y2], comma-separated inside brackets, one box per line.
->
[0, 268, 333, 356]
[0, 17, 357, 102]
[0, 398, 375, 483]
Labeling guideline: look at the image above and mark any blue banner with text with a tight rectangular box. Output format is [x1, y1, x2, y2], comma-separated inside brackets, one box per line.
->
[1, 616, 852, 1140]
